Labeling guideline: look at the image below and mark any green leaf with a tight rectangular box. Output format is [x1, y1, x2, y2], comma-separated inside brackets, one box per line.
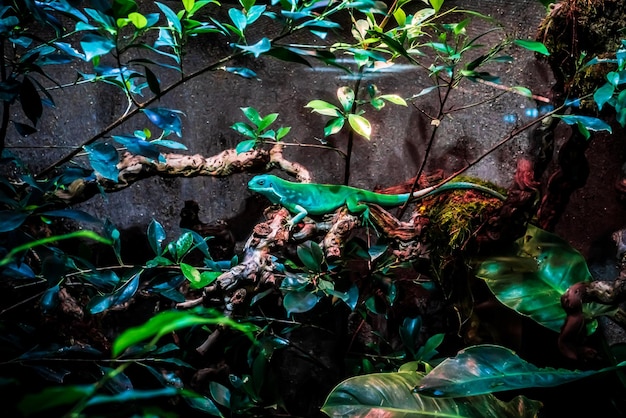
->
[379, 94, 407, 106]
[322, 369, 543, 417]
[276, 126, 291, 140]
[258, 113, 278, 131]
[348, 114, 372, 139]
[305, 100, 342, 117]
[337, 86, 355, 112]
[555, 114, 612, 134]
[0, 211, 30, 232]
[84, 142, 119, 182]
[183, 0, 195, 12]
[429, 0, 444, 13]
[297, 241, 324, 272]
[223, 66, 259, 79]
[128, 12, 147, 28]
[209, 382, 231, 408]
[514, 39, 550, 56]
[594, 82, 615, 110]
[175, 231, 194, 259]
[236, 139, 257, 154]
[112, 309, 257, 356]
[416, 344, 626, 397]
[476, 224, 609, 333]
[113, 135, 161, 160]
[324, 117, 345, 136]
[511, 86, 533, 98]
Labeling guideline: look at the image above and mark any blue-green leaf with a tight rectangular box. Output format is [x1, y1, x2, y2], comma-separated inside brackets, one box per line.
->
[148, 219, 166, 256]
[0, 211, 30, 232]
[594, 82, 615, 110]
[41, 209, 101, 224]
[283, 291, 320, 316]
[555, 114, 612, 134]
[416, 344, 626, 397]
[80, 33, 115, 61]
[229, 8, 247, 32]
[236, 139, 257, 154]
[222, 66, 259, 79]
[113, 135, 161, 160]
[142, 108, 183, 137]
[84, 142, 119, 182]
[156, 2, 182, 33]
[234, 37, 271, 58]
[88, 270, 141, 314]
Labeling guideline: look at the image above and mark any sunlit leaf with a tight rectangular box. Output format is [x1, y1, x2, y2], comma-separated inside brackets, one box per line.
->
[337, 87, 355, 112]
[416, 344, 626, 397]
[128, 12, 147, 28]
[429, 0, 444, 13]
[324, 117, 345, 136]
[379, 94, 407, 106]
[322, 369, 543, 417]
[306, 100, 342, 117]
[348, 114, 372, 139]
[514, 39, 550, 56]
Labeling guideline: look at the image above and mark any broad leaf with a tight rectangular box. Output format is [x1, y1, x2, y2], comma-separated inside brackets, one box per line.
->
[80, 33, 115, 61]
[297, 241, 324, 272]
[0, 210, 30, 232]
[235, 37, 271, 58]
[88, 270, 141, 314]
[147, 219, 166, 255]
[337, 86, 355, 112]
[306, 100, 342, 117]
[142, 108, 183, 137]
[324, 117, 345, 136]
[283, 291, 320, 316]
[555, 114, 612, 134]
[593, 82, 614, 110]
[113, 135, 161, 160]
[322, 369, 543, 417]
[514, 39, 550, 56]
[476, 224, 609, 333]
[416, 344, 626, 398]
[348, 114, 372, 139]
[84, 142, 119, 181]
[112, 309, 257, 356]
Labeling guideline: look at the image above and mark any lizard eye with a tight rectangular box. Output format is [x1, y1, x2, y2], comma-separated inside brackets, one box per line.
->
[258, 179, 265, 186]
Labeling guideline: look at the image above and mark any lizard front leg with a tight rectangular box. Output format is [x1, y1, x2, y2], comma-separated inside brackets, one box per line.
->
[287, 203, 309, 229]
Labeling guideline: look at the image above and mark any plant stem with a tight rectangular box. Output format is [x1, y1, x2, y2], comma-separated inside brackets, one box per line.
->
[0, 39, 8, 156]
[344, 67, 365, 185]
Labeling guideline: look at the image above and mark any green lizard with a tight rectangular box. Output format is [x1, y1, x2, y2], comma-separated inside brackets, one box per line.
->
[248, 174, 506, 227]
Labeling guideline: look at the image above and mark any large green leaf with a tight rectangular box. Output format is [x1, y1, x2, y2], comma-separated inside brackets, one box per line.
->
[416, 344, 626, 398]
[476, 224, 608, 333]
[321, 369, 542, 417]
[112, 309, 257, 357]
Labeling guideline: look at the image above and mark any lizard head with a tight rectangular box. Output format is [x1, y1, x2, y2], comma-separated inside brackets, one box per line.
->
[248, 174, 281, 203]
